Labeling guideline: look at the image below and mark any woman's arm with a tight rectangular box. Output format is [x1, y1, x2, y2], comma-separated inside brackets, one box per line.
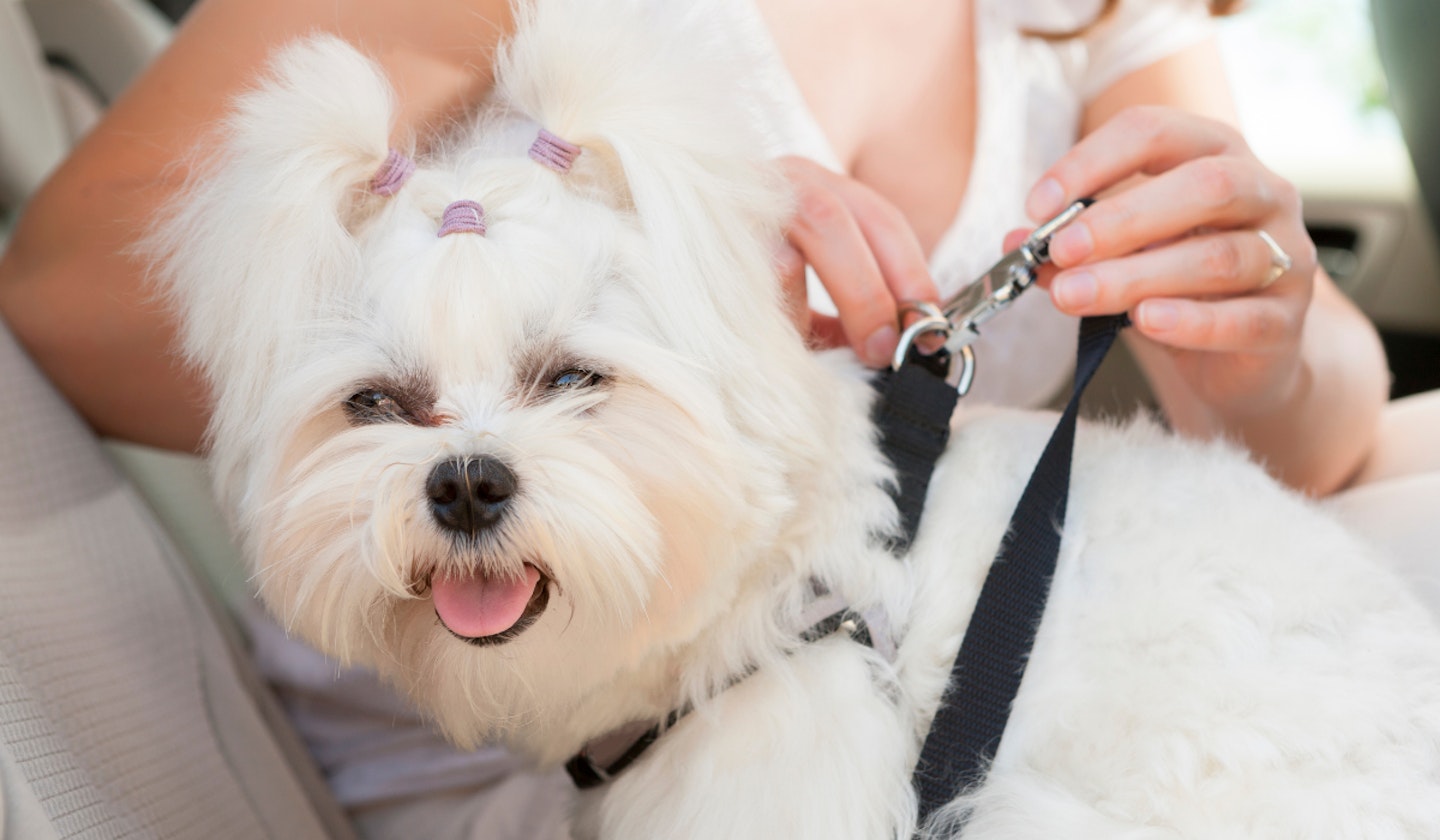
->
[0, 0, 514, 450]
[1029, 38, 1388, 496]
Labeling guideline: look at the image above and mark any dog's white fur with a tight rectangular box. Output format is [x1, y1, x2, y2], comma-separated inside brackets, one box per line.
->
[152, 2, 1440, 836]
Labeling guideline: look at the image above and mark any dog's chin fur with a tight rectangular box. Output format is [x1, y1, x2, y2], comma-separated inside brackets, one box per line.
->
[152, 1, 1440, 837]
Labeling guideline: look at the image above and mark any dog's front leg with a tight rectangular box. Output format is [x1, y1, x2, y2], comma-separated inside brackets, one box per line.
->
[581, 640, 917, 839]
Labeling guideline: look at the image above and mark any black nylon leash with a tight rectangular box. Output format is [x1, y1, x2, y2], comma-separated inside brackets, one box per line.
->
[909, 313, 1129, 826]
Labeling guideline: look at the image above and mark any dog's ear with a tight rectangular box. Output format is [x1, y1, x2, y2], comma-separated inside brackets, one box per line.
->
[149, 35, 399, 418]
[495, 0, 796, 355]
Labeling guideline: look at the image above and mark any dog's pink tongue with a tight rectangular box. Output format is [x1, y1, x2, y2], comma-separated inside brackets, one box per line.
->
[432, 565, 540, 638]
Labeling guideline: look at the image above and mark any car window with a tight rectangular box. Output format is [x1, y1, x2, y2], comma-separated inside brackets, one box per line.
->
[1218, 0, 1401, 179]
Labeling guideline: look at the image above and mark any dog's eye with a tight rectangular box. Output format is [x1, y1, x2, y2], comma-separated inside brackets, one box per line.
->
[549, 368, 603, 390]
[345, 389, 408, 422]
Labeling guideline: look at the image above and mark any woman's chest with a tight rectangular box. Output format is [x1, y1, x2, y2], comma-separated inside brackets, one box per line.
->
[752, 0, 980, 253]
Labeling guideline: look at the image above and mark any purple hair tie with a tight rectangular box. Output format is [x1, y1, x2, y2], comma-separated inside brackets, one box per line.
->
[529, 129, 581, 173]
[370, 149, 415, 196]
[438, 200, 487, 237]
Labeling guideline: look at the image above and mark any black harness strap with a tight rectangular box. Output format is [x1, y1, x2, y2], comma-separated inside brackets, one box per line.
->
[870, 350, 961, 553]
[911, 313, 1129, 825]
[565, 708, 686, 789]
[564, 605, 877, 790]
[564, 309, 1125, 807]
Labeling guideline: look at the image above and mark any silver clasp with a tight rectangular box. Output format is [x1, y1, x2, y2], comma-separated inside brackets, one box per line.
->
[890, 199, 1091, 392]
[892, 301, 977, 396]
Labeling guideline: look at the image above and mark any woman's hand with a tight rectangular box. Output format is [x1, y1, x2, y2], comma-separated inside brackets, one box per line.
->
[1018, 105, 1319, 417]
[775, 156, 940, 368]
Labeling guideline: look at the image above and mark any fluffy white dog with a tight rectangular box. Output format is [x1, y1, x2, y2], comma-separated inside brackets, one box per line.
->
[152, 1, 1440, 837]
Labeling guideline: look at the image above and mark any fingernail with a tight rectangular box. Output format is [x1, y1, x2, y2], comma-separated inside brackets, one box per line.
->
[915, 331, 947, 355]
[1050, 223, 1093, 264]
[1140, 300, 1179, 331]
[1053, 272, 1097, 310]
[1026, 178, 1066, 221]
[863, 325, 898, 368]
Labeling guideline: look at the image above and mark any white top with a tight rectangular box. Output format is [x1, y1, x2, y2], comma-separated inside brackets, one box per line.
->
[255, 0, 1216, 818]
[740, 0, 1213, 407]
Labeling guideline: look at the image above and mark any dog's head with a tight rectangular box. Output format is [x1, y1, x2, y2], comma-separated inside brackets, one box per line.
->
[151, 2, 878, 755]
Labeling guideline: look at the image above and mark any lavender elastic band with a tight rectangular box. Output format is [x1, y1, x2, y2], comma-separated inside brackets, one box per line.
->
[370, 149, 415, 196]
[438, 200, 487, 237]
[529, 129, 581, 173]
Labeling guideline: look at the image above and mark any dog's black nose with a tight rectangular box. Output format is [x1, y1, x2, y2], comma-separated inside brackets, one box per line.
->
[426, 456, 518, 536]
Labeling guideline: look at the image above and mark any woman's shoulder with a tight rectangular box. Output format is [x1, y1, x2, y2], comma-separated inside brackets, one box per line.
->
[994, 0, 1216, 101]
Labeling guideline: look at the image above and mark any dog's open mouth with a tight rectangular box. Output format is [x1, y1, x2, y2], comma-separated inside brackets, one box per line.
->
[431, 563, 550, 646]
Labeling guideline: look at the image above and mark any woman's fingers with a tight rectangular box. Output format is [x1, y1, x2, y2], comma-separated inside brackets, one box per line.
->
[1026, 105, 1244, 221]
[1045, 157, 1293, 268]
[1130, 294, 1304, 355]
[780, 157, 938, 366]
[1005, 227, 1065, 290]
[786, 177, 898, 364]
[1048, 229, 1303, 316]
[1014, 103, 1314, 365]
[829, 177, 937, 311]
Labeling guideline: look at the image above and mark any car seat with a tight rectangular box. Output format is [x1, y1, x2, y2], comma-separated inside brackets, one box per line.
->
[0, 2, 355, 837]
[0, 318, 357, 840]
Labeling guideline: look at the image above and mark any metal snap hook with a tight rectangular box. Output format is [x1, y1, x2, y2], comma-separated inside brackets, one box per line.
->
[891, 302, 977, 397]
[892, 302, 952, 372]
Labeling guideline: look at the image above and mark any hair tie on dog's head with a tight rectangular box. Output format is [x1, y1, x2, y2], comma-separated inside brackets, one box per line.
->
[438, 199, 488, 237]
[370, 149, 416, 196]
[529, 129, 581, 173]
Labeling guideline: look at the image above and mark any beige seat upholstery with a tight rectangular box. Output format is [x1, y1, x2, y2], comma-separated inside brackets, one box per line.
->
[1, 0, 166, 216]
[1, 6, 360, 835]
[0, 319, 357, 839]
[0, 0, 69, 211]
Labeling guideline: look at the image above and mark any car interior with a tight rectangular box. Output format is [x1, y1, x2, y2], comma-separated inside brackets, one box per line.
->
[0, 0, 1436, 837]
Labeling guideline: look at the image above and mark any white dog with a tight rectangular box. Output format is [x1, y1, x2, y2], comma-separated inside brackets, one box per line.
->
[152, 1, 1440, 837]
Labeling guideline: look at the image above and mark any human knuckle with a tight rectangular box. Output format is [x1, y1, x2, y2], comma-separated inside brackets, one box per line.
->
[1241, 307, 1286, 347]
[1087, 203, 1133, 250]
[841, 293, 891, 328]
[796, 185, 847, 230]
[1191, 159, 1240, 210]
[1264, 311, 1296, 347]
[1270, 176, 1302, 214]
[1200, 237, 1245, 284]
[872, 198, 910, 234]
[1237, 312, 1266, 346]
[1120, 105, 1166, 140]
